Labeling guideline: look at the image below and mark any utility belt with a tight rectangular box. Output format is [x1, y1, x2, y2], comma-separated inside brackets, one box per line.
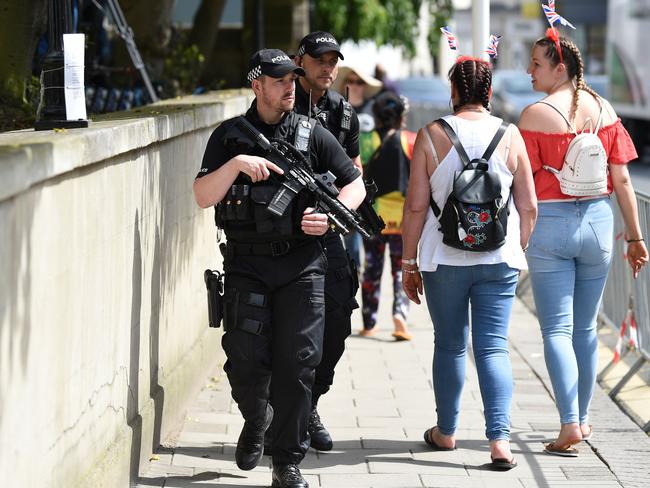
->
[222, 238, 314, 257]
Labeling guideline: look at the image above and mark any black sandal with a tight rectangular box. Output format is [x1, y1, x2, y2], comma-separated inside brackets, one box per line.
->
[490, 456, 518, 471]
[423, 427, 456, 451]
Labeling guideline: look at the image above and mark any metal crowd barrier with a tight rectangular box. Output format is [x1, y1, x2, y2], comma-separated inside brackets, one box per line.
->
[598, 190, 650, 431]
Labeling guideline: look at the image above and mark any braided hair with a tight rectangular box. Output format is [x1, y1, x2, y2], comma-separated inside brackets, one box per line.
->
[534, 35, 600, 121]
[448, 56, 492, 112]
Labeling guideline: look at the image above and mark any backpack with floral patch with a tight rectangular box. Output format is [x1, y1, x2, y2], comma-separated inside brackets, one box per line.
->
[429, 119, 510, 252]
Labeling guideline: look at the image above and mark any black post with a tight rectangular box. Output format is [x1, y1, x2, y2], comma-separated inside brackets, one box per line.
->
[255, 0, 265, 52]
[309, 0, 316, 31]
[35, 0, 89, 131]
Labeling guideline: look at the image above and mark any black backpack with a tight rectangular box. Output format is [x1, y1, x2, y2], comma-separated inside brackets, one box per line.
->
[429, 119, 511, 252]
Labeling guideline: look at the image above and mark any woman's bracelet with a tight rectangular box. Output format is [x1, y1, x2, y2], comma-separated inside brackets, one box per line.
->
[402, 268, 419, 274]
[626, 238, 645, 243]
[402, 258, 418, 265]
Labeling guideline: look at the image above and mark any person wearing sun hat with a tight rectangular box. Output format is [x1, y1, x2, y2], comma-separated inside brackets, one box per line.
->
[332, 65, 383, 268]
[194, 48, 365, 488]
[332, 66, 383, 129]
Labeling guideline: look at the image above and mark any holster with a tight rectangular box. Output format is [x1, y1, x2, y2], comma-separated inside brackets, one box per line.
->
[204, 269, 224, 328]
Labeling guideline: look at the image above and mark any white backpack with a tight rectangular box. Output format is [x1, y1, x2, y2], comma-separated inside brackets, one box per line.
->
[539, 98, 608, 197]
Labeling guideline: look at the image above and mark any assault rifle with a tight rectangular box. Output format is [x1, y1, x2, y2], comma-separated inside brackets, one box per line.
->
[231, 116, 379, 239]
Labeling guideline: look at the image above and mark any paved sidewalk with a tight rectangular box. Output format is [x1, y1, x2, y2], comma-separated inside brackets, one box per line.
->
[137, 280, 650, 487]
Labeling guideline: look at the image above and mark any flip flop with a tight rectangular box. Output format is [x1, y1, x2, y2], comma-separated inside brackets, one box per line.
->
[358, 328, 377, 337]
[423, 427, 456, 451]
[581, 425, 593, 441]
[490, 456, 518, 471]
[544, 441, 579, 457]
[392, 330, 413, 341]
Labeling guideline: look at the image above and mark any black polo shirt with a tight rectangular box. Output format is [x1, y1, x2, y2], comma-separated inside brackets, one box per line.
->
[294, 81, 360, 160]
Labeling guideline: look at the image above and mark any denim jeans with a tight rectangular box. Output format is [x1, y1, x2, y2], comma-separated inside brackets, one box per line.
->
[422, 263, 519, 441]
[526, 197, 613, 425]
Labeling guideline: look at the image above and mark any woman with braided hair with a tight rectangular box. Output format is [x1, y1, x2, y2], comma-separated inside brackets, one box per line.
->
[519, 31, 648, 457]
[401, 56, 537, 469]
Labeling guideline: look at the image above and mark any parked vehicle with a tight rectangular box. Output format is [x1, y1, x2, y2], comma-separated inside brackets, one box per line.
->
[395, 76, 449, 131]
[608, 0, 650, 162]
[490, 69, 541, 124]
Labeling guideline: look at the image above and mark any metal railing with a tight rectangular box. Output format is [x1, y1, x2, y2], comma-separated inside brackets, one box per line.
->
[598, 191, 650, 431]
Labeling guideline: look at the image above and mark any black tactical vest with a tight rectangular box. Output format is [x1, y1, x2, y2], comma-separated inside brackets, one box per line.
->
[216, 111, 315, 242]
[295, 83, 351, 146]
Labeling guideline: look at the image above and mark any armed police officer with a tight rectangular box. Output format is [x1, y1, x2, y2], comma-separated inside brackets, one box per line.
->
[289, 32, 363, 453]
[193, 49, 365, 488]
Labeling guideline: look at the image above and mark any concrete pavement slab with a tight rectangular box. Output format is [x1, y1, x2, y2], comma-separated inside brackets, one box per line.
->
[137, 260, 650, 487]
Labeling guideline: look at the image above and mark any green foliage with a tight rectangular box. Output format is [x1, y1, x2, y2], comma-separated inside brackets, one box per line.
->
[314, 0, 452, 59]
[0, 75, 39, 132]
[428, 0, 453, 59]
[163, 36, 205, 96]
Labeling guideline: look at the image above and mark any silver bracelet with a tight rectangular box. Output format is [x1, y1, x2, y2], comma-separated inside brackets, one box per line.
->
[402, 268, 419, 274]
[402, 258, 417, 265]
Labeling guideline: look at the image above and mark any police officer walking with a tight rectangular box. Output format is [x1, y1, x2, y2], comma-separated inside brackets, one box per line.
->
[193, 49, 365, 488]
[292, 32, 362, 452]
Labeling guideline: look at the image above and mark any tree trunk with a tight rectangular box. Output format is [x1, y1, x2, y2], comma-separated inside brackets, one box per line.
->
[117, 0, 176, 79]
[0, 0, 47, 105]
[188, 0, 226, 62]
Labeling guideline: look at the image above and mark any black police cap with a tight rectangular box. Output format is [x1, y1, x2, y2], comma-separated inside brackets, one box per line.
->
[247, 49, 306, 84]
[297, 32, 344, 60]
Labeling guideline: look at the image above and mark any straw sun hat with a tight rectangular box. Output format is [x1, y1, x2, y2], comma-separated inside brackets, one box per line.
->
[332, 66, 383, 99]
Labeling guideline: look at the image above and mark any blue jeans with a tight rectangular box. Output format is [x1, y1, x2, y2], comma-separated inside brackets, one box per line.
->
[422, 263, 519, 441]
[526, 198, 613, 425]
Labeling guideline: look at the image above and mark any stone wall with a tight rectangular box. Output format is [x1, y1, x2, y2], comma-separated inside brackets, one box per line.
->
[0, 91, 253, 487]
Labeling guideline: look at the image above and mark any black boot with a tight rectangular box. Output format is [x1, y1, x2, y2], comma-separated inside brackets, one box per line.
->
[308, 407, 333, 451]
[235, 404, 273, 470]
[272, 463, 309, 488]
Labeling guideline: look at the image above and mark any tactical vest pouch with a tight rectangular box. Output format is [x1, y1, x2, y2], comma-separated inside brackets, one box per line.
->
[251, 185, 293, 235]
[218, 184, 251, 224]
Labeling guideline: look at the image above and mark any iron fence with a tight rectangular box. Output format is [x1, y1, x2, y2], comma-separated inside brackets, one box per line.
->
[600, 191, 650, 362]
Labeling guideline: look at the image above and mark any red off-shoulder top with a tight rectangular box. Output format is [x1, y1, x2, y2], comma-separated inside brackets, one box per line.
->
[520, 119, 638, 201]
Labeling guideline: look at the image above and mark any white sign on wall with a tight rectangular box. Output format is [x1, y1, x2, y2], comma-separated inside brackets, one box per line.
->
[63, 33, 87, 121]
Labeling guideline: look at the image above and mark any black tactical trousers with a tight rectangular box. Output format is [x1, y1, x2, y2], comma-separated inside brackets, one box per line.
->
[221, 240, 326, 466]
[312, 235, 359, 405]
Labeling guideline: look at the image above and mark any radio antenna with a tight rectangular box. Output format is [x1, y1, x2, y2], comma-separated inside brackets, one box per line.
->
[308, 89, 313, 118]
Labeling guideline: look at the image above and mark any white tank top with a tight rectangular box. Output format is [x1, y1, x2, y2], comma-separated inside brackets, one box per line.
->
[419, 115, 527, 272]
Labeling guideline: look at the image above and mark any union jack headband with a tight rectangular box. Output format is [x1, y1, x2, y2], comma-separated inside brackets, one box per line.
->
[440, 26, 458, 51]
[485, 35, 502, 59]
[541, 1, 575, 64]
[542, 1, 576, 30]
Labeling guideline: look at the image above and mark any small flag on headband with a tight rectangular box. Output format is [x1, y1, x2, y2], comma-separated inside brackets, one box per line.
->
[440, 26, 457, 50]
[542, 1, 576, 29]
[485, 35, 502, 59]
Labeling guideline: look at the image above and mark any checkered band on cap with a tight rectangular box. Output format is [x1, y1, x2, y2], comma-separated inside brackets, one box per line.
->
[297, 45, 305, 56]
[247, 65, 262, 82]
